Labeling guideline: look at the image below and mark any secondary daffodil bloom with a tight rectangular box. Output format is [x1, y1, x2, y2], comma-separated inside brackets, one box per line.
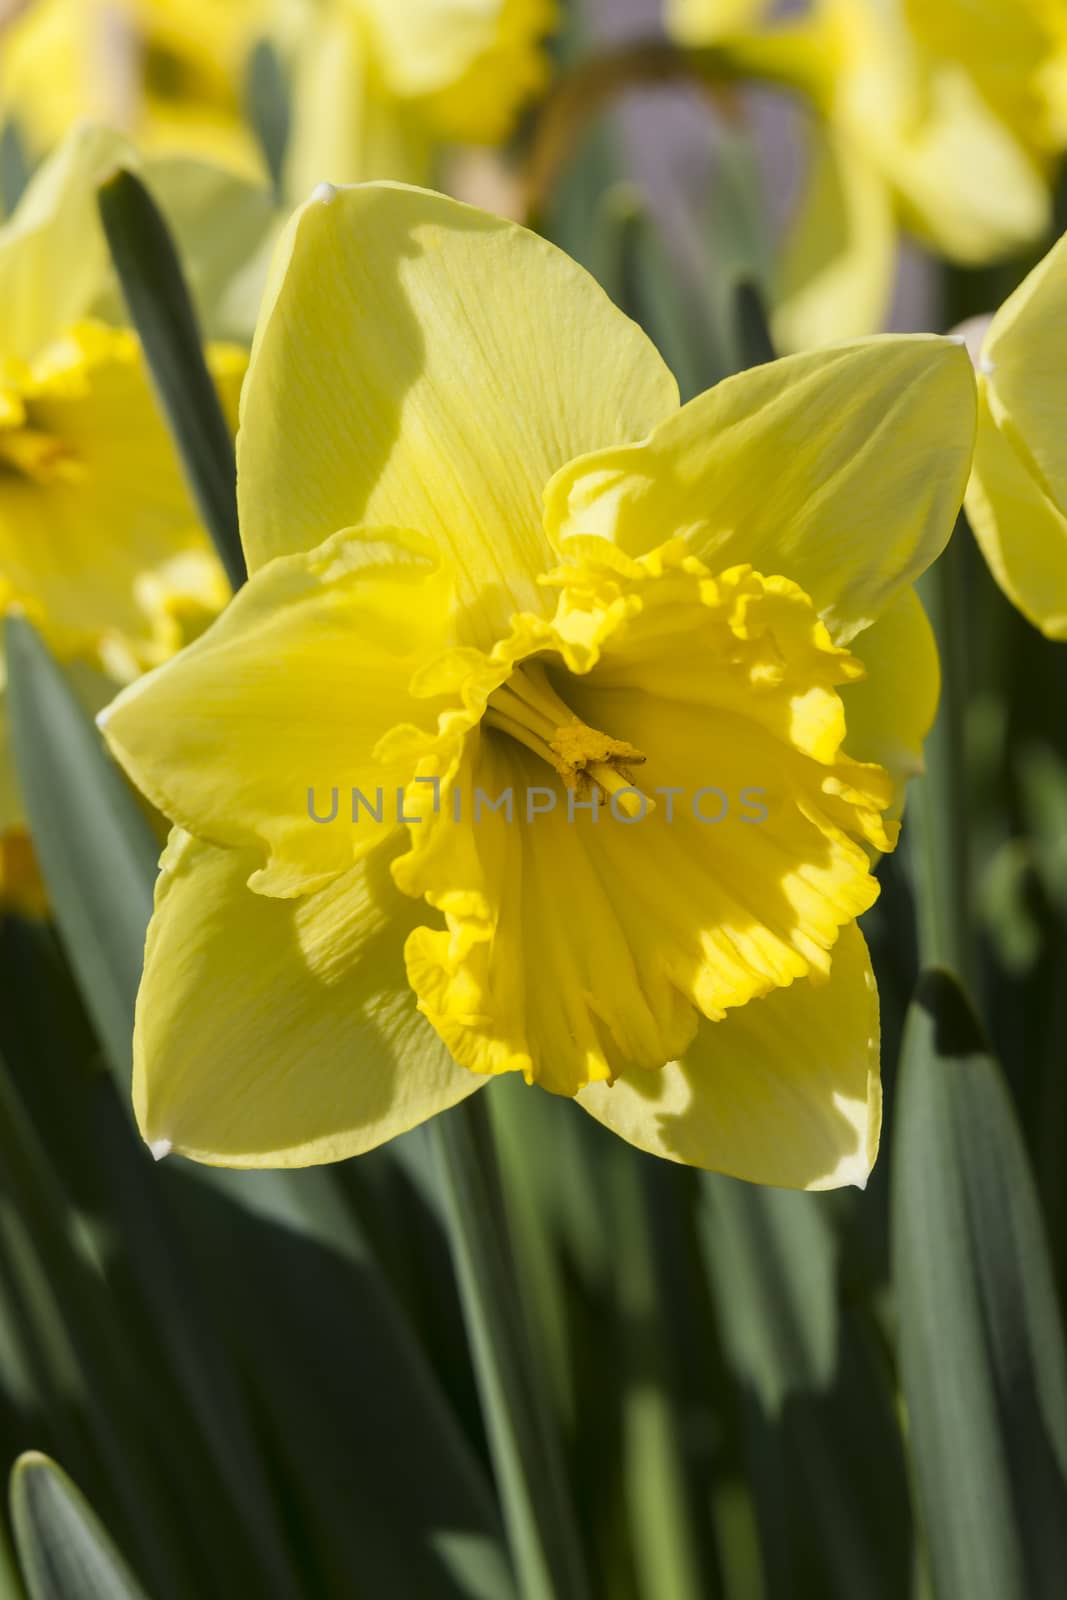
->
[965, 231, 1067, 640]
[0, 122, 248, 910]
[0, 0, 272, 176]
[101, 183, 973, 1188]
[907, 0, 1067, 156]
[670, 0, 1050, 350]
[281, 0, 556, 195]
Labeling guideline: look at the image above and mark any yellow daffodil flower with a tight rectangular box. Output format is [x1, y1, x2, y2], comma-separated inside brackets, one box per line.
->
[670, 0, 1051, 351]
[0, 122, 252, 912]
[0, 0, 272, 177]
[907, 0, 1067, 156]
[964, 231, 1067, 640]
[281, 0, 557, 195]
[100, 183, 973, 1188]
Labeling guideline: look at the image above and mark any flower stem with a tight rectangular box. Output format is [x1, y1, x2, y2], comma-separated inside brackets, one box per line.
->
[912, 521, 976, 989]
[431, 1093, 590, 1600]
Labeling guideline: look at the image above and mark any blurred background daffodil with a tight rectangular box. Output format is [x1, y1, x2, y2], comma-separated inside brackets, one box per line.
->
[0, 0, 271, 175]
[282, 0, 557, 194]
[0, 122, 260, 911]
[0, 0, 559, 203]
[669, 0, 1058, 350]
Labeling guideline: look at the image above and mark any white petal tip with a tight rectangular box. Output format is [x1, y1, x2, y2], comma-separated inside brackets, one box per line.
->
[979, 356, 996, 376]
[148, 1138, 172, 1162]
[948, 333, 966, 345]
[311, 182, 336, 205]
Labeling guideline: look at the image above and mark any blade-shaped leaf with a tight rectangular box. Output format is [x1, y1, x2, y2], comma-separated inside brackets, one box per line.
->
[96, 167, 245, 591]
[0, 121, 30, 218]
[4, 618, 158, 1081]
[892, 968, 1067, 1600]
[732, 278, 776, 371]
[11, 1454, 148, 1600]
[167, 1162, 517, 1600]
[699, 1175, 912, 1599]
[244, 38, 290, 201]
[3, 619, 514, 1596]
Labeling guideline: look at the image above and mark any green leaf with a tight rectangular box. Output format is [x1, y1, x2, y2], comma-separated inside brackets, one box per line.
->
[0, 1053, 199, 1599]
[432, 1095, 589, 1600]
[0, 913, 509, 1599]
[0, 636, 512, 1596]
[166, 1161, 517, 1600]
[731, 278, 776, 371]
[244, 38, 291, 202]
[10, 1454, 149, 1600]
[699, 1175, 912, 1599]
[4, 619, 158, 1081]
[892, 968, 1067, 1600]
[0, 121, 31, 219]
[912, 526, 977, 987]
[592, 184, 724, 403]
[1018, 741, 1067, 912]
[96, 167, 246, 591]
[606, 1150, 714, 1600]
[0, 922, 306, 1599]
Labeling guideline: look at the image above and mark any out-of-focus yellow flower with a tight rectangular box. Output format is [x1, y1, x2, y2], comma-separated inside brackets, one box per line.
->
[0, 122, 249, 910]
[0, 0, 271, 176]
[964, 232, 1067, 640]
[665, 0, 767, 38]
[670, 0, 1052, 350]
[281, 0, 557, 195]
[906, 0, 1067, 156]
[101, 183, 973, 1188]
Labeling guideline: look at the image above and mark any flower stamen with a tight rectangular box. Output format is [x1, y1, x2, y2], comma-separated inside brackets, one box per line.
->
[483, 658, 654, 815]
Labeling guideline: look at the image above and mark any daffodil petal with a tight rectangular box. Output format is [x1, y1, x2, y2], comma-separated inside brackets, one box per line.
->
[238, 182, 679, 640]
[0, 123, 131, 361]
[134, 828, 481, 1167]
[904, 0, 1057, 153]
[841, 586, 940, 816]
[100, 527, 456, 896]
[282, 3, 434, 195]
[544, 335, 975, 642]
[963, 231, 1067, 637]
[577, 920, 880, 1190]
[362, 0, 552, 116]
[0, 120, 276, 354]
[377, 0, 556, 147]
[966, 382, 1067, 639]
[881, 63, 1049, 263]
[666, 0, 771, 47]
[773, 120, 897, 352]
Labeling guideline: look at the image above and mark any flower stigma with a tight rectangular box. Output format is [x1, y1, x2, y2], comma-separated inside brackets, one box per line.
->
[482, 658, 654, 817]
